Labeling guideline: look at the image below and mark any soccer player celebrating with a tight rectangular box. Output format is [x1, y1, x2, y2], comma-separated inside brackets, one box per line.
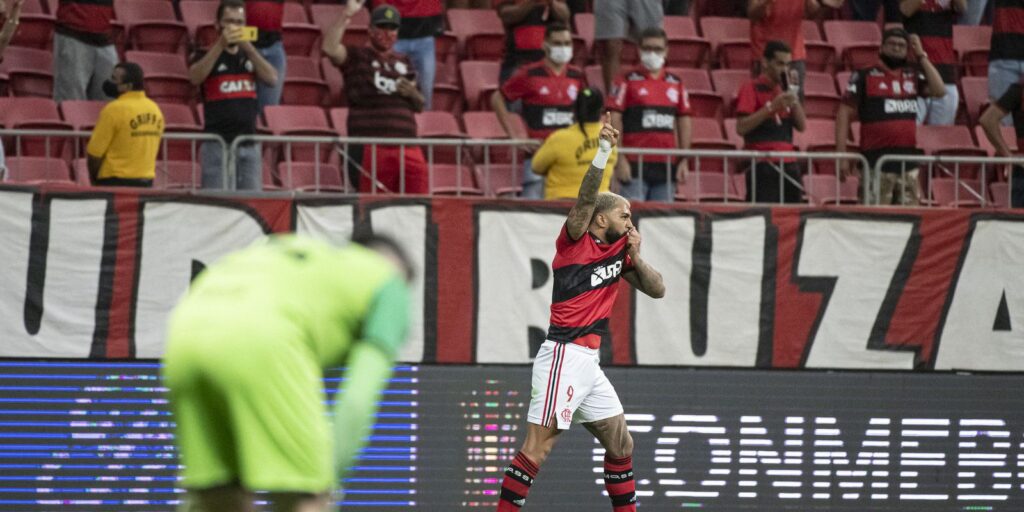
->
[496, 117, 666, 511]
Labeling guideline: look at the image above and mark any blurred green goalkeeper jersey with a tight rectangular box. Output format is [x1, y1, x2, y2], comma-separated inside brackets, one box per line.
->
[171, 234, 409, 367]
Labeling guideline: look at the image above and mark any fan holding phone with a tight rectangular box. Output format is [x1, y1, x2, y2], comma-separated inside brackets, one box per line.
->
[187, 0, 279, 192]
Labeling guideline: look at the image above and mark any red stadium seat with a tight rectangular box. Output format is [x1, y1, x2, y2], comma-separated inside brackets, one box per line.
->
[804, 71, 838, 96]
[70, 158, 91, 185]
[459, 60, 500, 111]
[1, 97, 72, 158]
[321, 57, 346, 106]
[917, 125, 981, 155]
[114, 0, 188, 54]
[287, 56, 321, 80]
[722, 118, 743, 148]
[926, 177, 984, 207]
[801, 20, 836, 72]
[954, 25, 991, 77]
[990, 182, 1011, 207]
[802, 174, 860, 205]
[20, 0, 46, 14]
[310, 4, 368, 31]
[661, 16, 710, 69]
[264, 105, 336, 163]
[432, 83, 464, 113]
[329, 107, 348, 136]
[156, 103, 201, 161]
[795, 119, 836, 151]
[710, 69, 748, 114]
[463, 110, 528, 169]
[803, 92, 841, 119]
[0, 47, 52, 97]
[699, 17, 751, 69]
[476, 164, 522, 197]
[9, 13, 55, 50]
[691, 116, 726, 144]
[448, 9, 505, 60]
[277, 162, 345, 192]
[153, 160, 202, 189]
[2, 156, 73, 184]
[824, 20, 881, 71]
[687, 91, 725, 120]
[961, 76, 990, 125]
[802, 20, 823, 42]
[975, 125, 1018, 156]
[573, 13, 595, 56]
[430, 163, 484, 195]
[416, 111, 470, 165]
[180, 1, 219, 49]
[675, 171, 744, 202]
[669, 67, 712, 92]
[281, 77, 330, 107]
[125, 51, 193, 105]
[59, 100, 105, 130]
[282, 4, 320, 57]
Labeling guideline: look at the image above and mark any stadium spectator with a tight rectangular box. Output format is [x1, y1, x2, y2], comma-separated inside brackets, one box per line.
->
[594, 0, 664, 93]
[189, 0, 278, 191]
[989, 0, 1024, 123]
[734, 40, 806, 203]
[902, 0, 965, 126]
[86, 63, 165, 187]
[836, 29, 946, 205]
[370, 0, 444, 110]
[244, 0, 286, 112]
[0, 0, 24, 175]
[491, 22, 585, 199]
[531, 88, 618, 199]
[324, 1, 428, 194]
[53, 0, 117, 102]
[851, 0, 902, 21]
[608, 27, 692, 202]
[495, 0, 570, 84]
[748, 0, 826, 98]
[979, 84, 1024, 207]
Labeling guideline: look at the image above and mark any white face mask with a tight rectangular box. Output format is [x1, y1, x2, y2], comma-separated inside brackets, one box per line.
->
[640, 51, 665, 72]
[548, 45, 573, 65]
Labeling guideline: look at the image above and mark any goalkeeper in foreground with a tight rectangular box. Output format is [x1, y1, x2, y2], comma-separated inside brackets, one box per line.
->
[163, 233, 412, 512]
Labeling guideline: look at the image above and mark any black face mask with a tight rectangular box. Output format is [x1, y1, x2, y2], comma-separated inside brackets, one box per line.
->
[102, 80, 121, 99]
[879, 53, 907, 70]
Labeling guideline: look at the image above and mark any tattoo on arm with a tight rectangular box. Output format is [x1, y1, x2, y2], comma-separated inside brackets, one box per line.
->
[624, 258, 665, 298]
[566, 163, 604, 240]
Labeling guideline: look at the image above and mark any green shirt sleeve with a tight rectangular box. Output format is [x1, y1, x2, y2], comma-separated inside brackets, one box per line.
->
[360, 276, 411, 359]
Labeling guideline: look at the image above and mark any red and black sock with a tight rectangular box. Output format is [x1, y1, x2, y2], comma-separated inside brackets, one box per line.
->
[496, 452, 539, 511]
[604, 454, 637, 511]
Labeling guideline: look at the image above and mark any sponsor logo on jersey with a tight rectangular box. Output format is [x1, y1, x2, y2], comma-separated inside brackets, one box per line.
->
[374, 71, 398, 95]
[642, 111, 674, 129]
[219, 79, 256, 94]
[884, 98, 918, 114]
[591, 260, 623, 287]
[542, 109, 573, 126]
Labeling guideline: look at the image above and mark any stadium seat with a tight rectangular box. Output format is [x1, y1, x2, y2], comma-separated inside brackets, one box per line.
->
[926, 177, 984, 207]
[180, 0, 219, 49]
[804, 71, 838, 96]
[264, 105, 336, 163]
[802, 19, 823, 42]
[432, 83, 464, 113]
[675, 171, 744, 202]
[459, 60, 500, 111]
[281, 77, 330, 107]
[699, 17, 751, 69]
[310, 4, 368, 31]
[795, 119, 836, 151]
[687, 91, 725, 120]
[476, 163, 522, 197]
[287, 56, 321, 80]
[803, 92, 841, 119]
[975, 125, 1018, 156]
[722, 118, 743, 148]
[710, 69, 748, 114]
[321, 56, 346, 106]
[954, 25, 991, 77]
[802, 174, 860, 205]
[114, 0, 188, 54]
[691, 116, 726, 144]
[802, 19, 836, 72]
[961, 77, 989, 125]
[328, 107, 348, 137]
[448, 9, 505, 60]
[2, 156, 73, 184]
[277, 162, 345, 192]
[917, 125, 982, 155]
[687, 140, 742, 175]
[1, 97, 72, 158]
[69, 158, 91, 185]
[669, 67, 712, 92]
[282, 3, 320, 57]
[153, 160, 202, 189]
[573, 13, 594, 56]
[0, 47, 53, 97]
[155, 103, 201, 161]
[416, 111, 470, 165]
[125, 51, 193, 105]
[663, 16, 710, 69]
[584, 65, 604, 94]
[823, 20, 881, 70]
[8, 13, 55, 50]
[463, 110, 522, 165]
[990, 182, 1011, 207]
[430, 163, 484, 195]
[59, 100, 105, 130]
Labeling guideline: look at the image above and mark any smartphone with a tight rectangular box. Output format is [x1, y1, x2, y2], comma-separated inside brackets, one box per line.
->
[239, 26, 258, 42]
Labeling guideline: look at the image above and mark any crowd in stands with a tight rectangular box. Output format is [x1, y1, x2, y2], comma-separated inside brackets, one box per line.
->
[0, 0, 1019, 207]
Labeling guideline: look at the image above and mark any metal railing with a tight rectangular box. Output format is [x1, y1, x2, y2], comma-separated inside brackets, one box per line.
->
[874, 154, 1024, 208]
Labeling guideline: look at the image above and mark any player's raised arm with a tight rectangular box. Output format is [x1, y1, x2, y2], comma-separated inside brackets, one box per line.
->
[566, 116, 619, 240]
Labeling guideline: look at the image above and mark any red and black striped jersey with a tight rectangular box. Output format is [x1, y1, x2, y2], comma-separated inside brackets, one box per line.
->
[992, 0, 1024, 61]
[500, 60, 586, 140]
[341, 46, 419, 138]
[194, 50, 258, 143]
[607, 67, 692, 162]
[735, 76, 796, 157]
[547, 225, 633, 349]
[56, 0, 113, 45]
[903, 0, 957, 84]
[842, 65, 927, 169]
[372, 0, 444, 40]
[496, 0, 548, 70]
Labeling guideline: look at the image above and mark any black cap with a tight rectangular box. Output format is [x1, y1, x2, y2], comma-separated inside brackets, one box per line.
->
[370, 4, 401, 28]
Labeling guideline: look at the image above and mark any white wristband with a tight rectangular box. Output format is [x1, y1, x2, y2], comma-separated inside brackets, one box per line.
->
[593, 140, 612, 169]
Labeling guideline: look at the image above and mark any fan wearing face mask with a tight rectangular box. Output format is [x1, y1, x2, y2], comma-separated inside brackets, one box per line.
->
[323, 1, 429, 195]
[836, 28, 946, 206]
[606, 27, 692, 203]
[492, 22, 587, 200]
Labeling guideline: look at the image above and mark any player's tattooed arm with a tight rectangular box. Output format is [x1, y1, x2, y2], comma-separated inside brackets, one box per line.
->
[622, 228, 665, 298]
[567, 118, 619, 240]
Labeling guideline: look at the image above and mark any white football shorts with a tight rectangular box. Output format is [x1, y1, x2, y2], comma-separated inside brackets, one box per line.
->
[527, 340, 624, 430]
